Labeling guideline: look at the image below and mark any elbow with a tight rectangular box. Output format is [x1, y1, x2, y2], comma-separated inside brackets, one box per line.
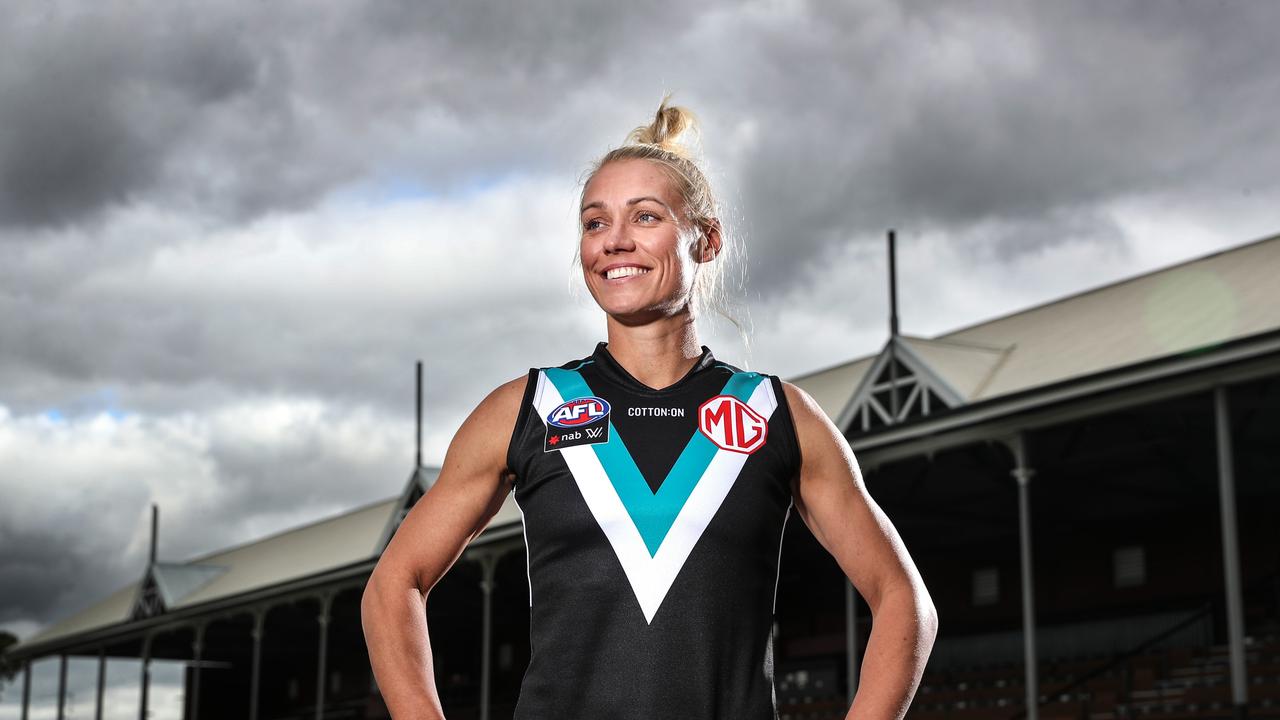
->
[360, 570, 384, 628]
[360, 564, 416, 628]
[885, 581, 939, 643]
[916, 588, 940, 647]
[924, 601, 940, 641]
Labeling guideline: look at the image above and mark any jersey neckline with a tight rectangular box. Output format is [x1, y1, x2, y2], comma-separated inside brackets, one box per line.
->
[590, 341, 717, 395]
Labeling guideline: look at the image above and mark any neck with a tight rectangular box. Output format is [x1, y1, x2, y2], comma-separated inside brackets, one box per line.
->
[603, 309, 703, 390]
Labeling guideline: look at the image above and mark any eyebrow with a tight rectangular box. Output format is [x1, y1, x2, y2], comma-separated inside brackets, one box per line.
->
[580, 196, 672, 214]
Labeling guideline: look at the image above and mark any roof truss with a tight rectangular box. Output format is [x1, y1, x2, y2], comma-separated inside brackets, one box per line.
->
[836, 336, 966, 435]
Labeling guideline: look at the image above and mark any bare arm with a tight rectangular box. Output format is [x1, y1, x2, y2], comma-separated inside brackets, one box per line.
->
[782, 382, 939, 720]
[360, 374, 527, 720]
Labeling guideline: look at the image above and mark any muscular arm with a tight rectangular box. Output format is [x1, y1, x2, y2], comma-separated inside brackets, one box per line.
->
[360, 374, 527, 720]
[782, 382, 939, 720]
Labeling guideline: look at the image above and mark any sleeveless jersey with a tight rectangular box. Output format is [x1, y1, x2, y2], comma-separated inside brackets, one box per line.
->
[505, 342, 802, 720]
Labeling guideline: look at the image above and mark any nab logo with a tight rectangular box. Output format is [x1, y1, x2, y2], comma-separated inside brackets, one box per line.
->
[547, 396, 611, 428]
[698, 395, 768, 454]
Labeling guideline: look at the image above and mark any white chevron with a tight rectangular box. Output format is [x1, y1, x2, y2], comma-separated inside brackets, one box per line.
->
[533, 371, 779, 624]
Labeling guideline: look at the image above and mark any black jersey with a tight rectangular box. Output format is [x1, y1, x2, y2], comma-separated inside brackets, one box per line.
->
[505, 342, 802, 720]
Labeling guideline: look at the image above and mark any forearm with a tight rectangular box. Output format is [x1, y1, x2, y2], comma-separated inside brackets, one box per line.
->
[361, 571, 446, 720]
[845, 584, 939, 720]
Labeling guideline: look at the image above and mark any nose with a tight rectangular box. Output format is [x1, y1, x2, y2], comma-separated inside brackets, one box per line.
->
[603, 219, 635, 254]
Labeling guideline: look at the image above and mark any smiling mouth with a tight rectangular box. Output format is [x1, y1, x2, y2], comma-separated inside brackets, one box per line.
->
[604, 267, 651, 280]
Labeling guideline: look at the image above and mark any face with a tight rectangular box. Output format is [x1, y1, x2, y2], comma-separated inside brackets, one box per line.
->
[579, 158, 715, 324]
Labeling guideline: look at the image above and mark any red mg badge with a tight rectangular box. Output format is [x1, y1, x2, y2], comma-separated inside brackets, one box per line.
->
[698, 395, 768, 454]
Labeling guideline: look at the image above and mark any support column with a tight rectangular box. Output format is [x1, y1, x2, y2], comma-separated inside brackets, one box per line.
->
[1010, 432, 1039, 720]
[478, 552, 500, 720]
[315, 592, 335, 720]
[56, 654, 67, 720]
[139, 635, 153, 720]
[20, 660, 31, 720]
[249, 608, 266, 720]
[1214, 385, 1248, 719]
[96, 647, 106, 720]
[190, 623, 206, 720]
[845, 580, 860, 704]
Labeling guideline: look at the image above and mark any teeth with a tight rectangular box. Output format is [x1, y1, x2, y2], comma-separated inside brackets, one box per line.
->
[605, 266, 650, 280]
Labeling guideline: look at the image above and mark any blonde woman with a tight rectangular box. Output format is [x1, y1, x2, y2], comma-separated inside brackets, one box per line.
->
[363, 97, 938, 719]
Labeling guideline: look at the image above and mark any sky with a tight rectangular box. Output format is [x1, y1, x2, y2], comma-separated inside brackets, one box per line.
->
[1, 0, 1279, 659]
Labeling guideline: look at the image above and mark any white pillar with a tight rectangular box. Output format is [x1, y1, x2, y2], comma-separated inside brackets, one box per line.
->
[249, 609, 266, 720]
[189, 624, 206, 720]
[56, 655, 67, 720]
[845, 580, 859, 705]
[478, 552, 500, 720]
[1214, 385, 1248, 717]
[95, 648, 106, 720]
[139, 635, 153, 720]
[1010, 433, 1039, 720]
[20, 660, 31, 720]
[315, 593, 334, 720]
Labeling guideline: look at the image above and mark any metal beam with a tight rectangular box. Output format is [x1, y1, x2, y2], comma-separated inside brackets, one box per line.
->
[1214, 385, 1249, 718]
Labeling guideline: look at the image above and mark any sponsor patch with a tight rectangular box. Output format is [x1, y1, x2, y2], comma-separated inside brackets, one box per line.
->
[545, 396, 611, 452]
[697, 395, 768, 454]
[627, 406, 686, 418]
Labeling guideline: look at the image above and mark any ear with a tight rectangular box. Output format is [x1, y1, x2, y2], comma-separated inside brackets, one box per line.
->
[697, 218, 723, 263]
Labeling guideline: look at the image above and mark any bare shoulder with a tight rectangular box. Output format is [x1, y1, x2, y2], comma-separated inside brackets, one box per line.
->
[780, 380, 823, 422]
[779, 379, 863, 490]
[375, 373, 531, 593]
[780, 380, 845, 447]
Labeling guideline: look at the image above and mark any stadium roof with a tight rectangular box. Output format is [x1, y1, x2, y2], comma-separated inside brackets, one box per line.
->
[790, 232, 1280, 432]
[12, 466, 524, 655]
[11, 231, 1280, 658]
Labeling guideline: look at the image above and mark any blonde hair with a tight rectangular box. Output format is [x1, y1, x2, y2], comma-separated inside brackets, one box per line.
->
[573, 92, 748, 348]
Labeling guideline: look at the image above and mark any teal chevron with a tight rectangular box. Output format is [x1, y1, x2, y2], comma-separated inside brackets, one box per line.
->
[543, 367, 765, 557]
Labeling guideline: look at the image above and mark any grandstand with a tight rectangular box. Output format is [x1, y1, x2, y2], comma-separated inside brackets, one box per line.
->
[3, 233, 1278, 720]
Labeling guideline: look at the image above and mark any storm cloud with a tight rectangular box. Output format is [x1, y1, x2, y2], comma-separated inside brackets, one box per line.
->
[1, 0, 1278, 649]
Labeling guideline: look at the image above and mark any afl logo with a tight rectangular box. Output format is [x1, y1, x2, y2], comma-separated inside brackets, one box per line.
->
[698, 395, 768, 454]
[547, 396, 611, 428]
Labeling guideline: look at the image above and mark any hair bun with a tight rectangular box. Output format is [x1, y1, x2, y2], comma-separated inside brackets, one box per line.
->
[625, 92, 701, 160]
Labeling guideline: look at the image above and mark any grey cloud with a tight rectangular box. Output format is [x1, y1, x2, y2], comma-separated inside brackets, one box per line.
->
[0, 492, 145, 628]
[0, 401, 413, 632]
[0, 0, 710, 232]
[0, 6, 258, 228]
[720, 1, 1280, 291]
[3, 0, 1279, 642]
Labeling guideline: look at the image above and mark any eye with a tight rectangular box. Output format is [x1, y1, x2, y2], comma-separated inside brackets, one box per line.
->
[583, 218, 604, 231]
[637, 211, 660, 223]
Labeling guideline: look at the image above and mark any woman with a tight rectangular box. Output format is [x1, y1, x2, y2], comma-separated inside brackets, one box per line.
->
[362, 98, 938, 720]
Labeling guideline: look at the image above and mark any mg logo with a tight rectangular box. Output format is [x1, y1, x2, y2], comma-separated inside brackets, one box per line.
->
[698, 395, 768, 454]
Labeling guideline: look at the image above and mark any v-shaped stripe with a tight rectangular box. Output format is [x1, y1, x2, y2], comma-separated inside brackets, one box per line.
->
[544, 368, 764, 556]
[534, 366, 778, 623]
